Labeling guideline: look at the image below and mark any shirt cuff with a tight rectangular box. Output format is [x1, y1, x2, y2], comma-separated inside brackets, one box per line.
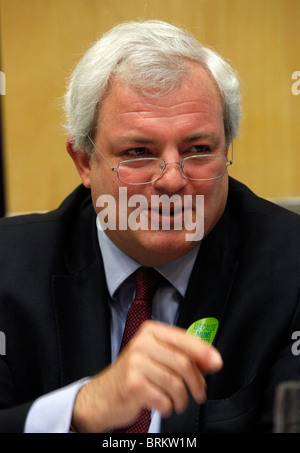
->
[24, 378, 90, 433]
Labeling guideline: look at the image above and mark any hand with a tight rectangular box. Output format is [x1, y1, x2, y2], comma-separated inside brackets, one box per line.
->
[71, 321, 223, 432]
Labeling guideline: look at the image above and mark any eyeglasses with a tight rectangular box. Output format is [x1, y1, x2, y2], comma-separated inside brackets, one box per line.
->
[88, 136, 233, 185]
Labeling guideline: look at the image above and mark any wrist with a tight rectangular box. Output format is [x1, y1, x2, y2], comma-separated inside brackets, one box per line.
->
[71, 380, 112, 433]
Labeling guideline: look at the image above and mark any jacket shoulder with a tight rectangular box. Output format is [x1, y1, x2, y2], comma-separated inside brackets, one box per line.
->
[227, 178, 300, 268]
[0, 185, 93, 267]
[228, 178, 300, 223]
[0, 185, 92, 229]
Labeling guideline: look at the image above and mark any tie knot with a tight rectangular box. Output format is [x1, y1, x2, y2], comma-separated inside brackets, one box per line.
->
[134, 267, 162, 301]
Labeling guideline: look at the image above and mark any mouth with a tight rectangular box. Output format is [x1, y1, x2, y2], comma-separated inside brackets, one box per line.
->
[148, 203, 188, 228]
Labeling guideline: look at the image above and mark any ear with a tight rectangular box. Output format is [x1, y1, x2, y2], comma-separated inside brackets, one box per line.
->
[226, 140, 233, 163]
[66, 138, 92, 188]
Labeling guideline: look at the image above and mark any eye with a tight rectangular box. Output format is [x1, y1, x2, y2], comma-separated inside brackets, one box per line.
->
[189, 145, 212, 154]
[126, 147, 149, 157]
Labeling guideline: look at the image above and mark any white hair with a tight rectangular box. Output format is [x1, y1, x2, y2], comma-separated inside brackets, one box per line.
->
[64, 20, 241, 155]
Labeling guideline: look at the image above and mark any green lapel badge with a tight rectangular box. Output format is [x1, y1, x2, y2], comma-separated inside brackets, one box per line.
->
[187, 317, 219, 345]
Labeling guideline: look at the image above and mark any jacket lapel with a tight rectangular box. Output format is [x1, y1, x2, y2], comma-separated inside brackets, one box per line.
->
[52, 196, 111, 387]
[52, 258, 111, 387]
[161, 206, 239, 433]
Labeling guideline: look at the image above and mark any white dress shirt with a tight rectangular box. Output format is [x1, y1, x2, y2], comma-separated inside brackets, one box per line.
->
[25, 222, 200, 433]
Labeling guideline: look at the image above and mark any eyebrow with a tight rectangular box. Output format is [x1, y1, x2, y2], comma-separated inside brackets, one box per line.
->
[114, 131, 220, 147]
[115, 136, 155, 146]
[183, 132, 219, 145]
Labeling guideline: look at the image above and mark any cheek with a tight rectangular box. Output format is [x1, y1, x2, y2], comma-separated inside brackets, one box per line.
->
[90, 167, 148, 217]
[89, 166, 119, 210]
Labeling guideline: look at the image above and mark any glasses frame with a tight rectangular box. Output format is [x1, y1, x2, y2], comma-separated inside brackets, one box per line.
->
[87, 135, 233, 185]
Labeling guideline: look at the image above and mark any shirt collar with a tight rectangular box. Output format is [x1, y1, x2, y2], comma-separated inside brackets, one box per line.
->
[97, 222, 200, 298]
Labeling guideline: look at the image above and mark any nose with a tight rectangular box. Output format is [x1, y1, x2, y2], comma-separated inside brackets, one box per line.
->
[152, 160, 188, 193]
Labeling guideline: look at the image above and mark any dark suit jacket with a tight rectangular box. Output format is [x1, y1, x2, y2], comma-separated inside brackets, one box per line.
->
[0, 178, 299, 433]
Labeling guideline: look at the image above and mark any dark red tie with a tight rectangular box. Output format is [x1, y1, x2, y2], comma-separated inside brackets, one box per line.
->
[115, 267, 162, 433]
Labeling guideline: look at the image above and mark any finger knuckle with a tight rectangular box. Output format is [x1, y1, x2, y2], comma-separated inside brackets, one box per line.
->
[126, 373, 144, 397]
[162, 371, 183, 394]
[139, 319, 153, 333]
[177, 356, 193, 376]
[155, 396, 173, 417]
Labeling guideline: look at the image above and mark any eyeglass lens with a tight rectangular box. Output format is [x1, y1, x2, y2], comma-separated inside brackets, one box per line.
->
[117, 155, 228, 184]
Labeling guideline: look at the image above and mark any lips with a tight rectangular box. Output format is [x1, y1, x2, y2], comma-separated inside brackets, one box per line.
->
[150, 204, 183, 216]
[147, 203, 187, 230]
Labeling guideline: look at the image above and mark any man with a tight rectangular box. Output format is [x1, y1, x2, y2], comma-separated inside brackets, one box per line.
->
[0, 20, 299, 433]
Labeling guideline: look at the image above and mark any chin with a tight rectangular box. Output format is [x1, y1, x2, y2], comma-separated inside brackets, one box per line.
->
[135, 231, 200, 266]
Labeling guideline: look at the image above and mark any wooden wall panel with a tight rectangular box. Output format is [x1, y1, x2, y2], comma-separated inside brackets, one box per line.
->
[0, 0, 299, 213]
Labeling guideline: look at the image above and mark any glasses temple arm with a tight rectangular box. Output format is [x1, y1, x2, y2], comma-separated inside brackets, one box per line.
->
[87, 136, 116, 171]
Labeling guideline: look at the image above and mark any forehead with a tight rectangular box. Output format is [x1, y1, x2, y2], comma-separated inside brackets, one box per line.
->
[97, 64, 224, 135]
